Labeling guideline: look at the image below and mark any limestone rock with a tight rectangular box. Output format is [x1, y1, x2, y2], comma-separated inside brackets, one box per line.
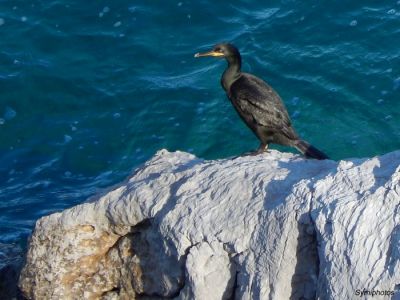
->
[18, 149, 400, 299]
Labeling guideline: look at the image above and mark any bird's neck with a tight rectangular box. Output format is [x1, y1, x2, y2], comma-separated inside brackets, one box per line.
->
[221, 55, 241, 92]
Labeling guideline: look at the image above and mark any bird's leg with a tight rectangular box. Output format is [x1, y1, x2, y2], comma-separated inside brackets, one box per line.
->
[253, 143, 268, 155]
[238, 143, 268, 157]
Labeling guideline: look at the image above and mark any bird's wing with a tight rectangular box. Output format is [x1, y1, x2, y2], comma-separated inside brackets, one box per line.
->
[230, 73, 297, 139]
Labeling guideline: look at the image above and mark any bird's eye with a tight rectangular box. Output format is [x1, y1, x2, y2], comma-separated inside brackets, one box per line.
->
[215, 47, 221, 52]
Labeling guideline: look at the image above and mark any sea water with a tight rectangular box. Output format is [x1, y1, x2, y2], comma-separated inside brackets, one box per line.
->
[0, 1, 399, 266]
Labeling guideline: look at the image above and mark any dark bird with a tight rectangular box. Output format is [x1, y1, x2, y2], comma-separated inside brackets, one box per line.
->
[194, 43, 329, 160]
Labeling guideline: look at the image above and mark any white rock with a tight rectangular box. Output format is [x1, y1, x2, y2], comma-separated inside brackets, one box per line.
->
[18, 149, 400, 299]
[180, 241, 235, 300]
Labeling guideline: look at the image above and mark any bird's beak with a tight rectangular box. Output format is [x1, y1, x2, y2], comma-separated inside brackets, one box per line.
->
[194, 50, 224, 58]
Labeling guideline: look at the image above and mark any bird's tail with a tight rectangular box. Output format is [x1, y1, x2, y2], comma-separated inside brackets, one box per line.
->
[294, 140, 329, 160]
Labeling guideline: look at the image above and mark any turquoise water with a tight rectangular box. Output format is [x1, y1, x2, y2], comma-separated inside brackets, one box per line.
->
[0, 1, 399, 264]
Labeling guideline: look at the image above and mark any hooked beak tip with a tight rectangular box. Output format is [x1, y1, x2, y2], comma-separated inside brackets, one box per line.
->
[194, 53, 200, 58]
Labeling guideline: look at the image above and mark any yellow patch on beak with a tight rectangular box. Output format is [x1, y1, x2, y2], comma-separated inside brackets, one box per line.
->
[194, 51, 224, 58]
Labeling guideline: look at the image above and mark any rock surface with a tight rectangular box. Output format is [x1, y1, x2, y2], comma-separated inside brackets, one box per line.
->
[18, 149, 400, 299]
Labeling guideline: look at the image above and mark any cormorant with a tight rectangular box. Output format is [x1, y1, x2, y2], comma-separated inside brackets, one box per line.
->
[194, 43, 329, 160]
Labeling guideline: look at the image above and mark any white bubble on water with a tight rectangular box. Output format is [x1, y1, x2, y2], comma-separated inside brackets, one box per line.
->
[64, 135, 72, 143]
[0, 118, 5, 125]
[0, 18, 5, 26]
[4, 107, 16, 120]
[178, 2, 183, 6]
[350, 20, 357, 26]
[99, 12, 104, 18]
[381, 90, 388, 95]
[113, 21, 122, 27]
[377, 99, 384, 104]
[187, 14, 191, 19]
[21, 16, 27, 22]
[292, 110, 300, 119]
[291, 97, 300, 105]
[113, 112, 121, 118]
[394, 77, 400, 90]
[103, 6, 110, 13]
[385, 115, 392, 120]
[64, 171, 72, 177]
[387, 9, 396, 15]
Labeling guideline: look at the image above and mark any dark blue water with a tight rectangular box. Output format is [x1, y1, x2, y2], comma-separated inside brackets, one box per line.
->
[0, 1, 399, 265]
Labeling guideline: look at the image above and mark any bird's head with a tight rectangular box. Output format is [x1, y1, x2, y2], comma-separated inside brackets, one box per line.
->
[194, 43, 240, 60]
